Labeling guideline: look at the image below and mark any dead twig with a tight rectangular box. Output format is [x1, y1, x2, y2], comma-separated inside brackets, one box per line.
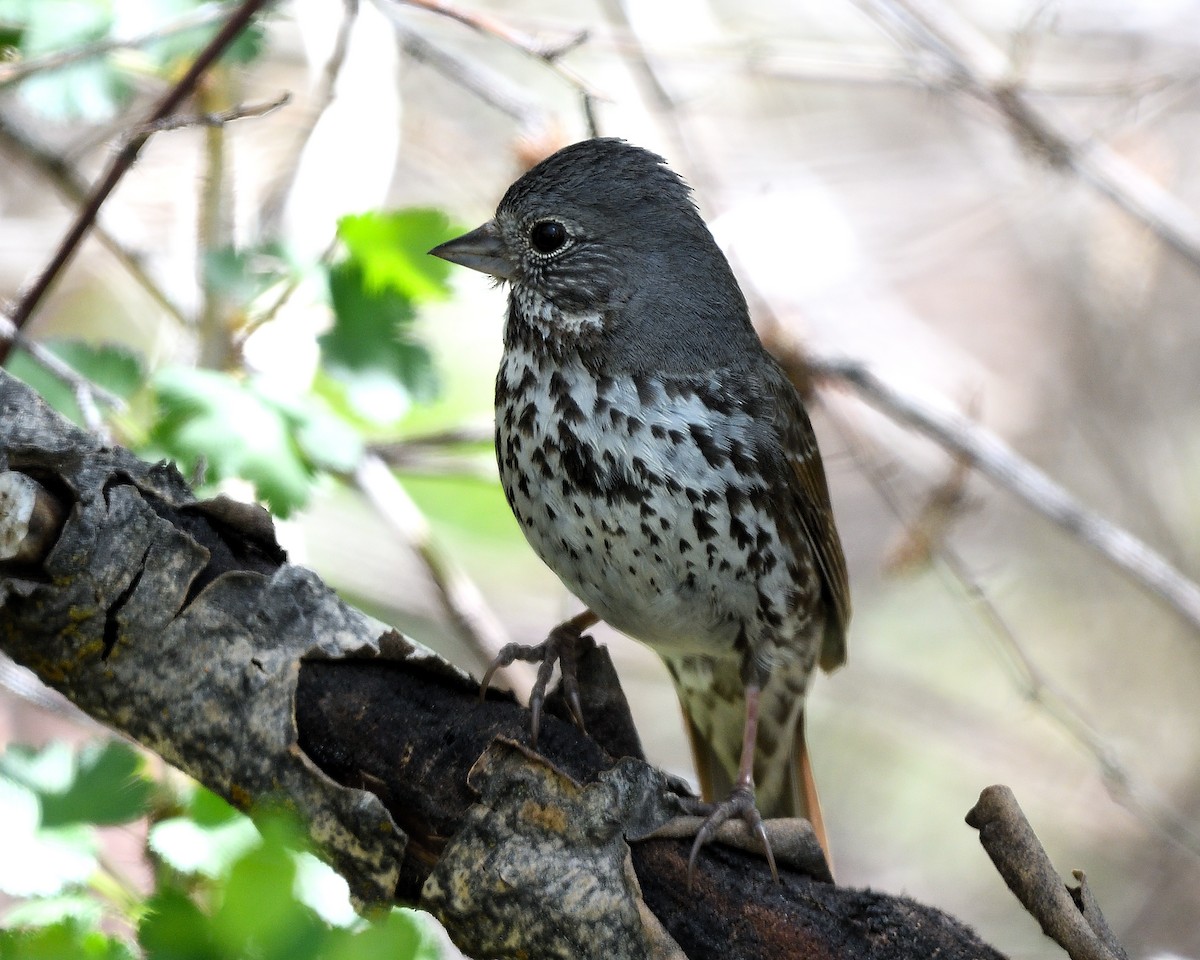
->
[382, 0, 604, 134]
[133, 91, 291, 136]
[396, 27, 546, 129]
[0, 114, 190, 328]
[0, 315, 123, 435]
[823, 398, 1200, 860]
[850, 0, 1200, 272]
[808, 353, 1200, 636]
[353, 454, 535, 695]
[967, 785, 1130, 960]
[0, 0, 277, 366]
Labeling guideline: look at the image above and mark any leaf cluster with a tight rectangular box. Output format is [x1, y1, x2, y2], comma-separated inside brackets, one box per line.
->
[0, 740, 444, 960]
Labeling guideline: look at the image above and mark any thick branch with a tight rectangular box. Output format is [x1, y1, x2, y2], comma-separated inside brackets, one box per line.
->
[0, 368, 1009, 959]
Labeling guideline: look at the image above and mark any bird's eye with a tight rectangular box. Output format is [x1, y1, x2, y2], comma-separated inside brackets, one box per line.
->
[529, 220, 568, 254]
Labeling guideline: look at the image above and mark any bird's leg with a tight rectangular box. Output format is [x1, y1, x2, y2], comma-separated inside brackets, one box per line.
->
[479, 609, 600, 746]
[686, 683, 779, 889]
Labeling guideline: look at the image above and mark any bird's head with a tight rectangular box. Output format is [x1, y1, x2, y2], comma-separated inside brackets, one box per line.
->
[430, 138, 756, 370]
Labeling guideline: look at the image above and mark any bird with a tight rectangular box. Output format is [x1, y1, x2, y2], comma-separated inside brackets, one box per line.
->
[430, 137, 850, 881]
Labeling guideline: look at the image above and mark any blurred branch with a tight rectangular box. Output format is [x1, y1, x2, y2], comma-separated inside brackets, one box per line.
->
[0, 114, 189, 328]
[382, 0, 603, 134]
[594, 0, 714, 192]
[353, 454, 535, 694]
[850, 0, 1200, 273]
[804, 353, 1200, 636]
[824, 398, 1200, 860]
[0, 0, 277, 365]
[396, 27, 546, 129]
[369, 426, 497, 480]
[967, 786, 1130, 960]
[753, 43, 1195, 99]
[135, 91, 291, 135]
[0, 1, 238, 89]
[196, 82, 236, 369]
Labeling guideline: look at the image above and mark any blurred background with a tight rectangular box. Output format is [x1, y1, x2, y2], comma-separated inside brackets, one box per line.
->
[2, 0, 1200, 956]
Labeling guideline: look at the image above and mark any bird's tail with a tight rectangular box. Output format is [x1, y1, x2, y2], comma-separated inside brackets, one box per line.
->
[668, 658, 831, 861]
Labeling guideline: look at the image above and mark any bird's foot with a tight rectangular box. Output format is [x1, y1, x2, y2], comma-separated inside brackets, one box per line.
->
[479, 611, 597, 745]
[685, 785, 779, 890]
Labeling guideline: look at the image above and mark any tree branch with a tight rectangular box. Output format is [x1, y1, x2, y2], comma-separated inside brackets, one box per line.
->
[850, 0, 1200, 272]
[804, 353, 1200, 636]
[381, 0, 604, 135]
[0, 0, 276, 363]
[0, 367, 1015, 958]
[967, 786, 1129, 960]
[0, 113, 190, 329]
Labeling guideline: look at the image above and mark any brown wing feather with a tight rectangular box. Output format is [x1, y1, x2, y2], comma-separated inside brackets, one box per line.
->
[766, 361, 851, 671]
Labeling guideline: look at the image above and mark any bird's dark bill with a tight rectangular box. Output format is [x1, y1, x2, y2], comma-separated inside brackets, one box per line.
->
[429, 220, 516, 280]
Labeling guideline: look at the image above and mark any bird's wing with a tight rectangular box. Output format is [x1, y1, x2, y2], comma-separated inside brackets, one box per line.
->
[758, 360, 851, 671]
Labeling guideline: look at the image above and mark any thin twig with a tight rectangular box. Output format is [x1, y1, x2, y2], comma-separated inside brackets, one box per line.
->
[850, 0, 1200, 272]
[824, 398, 1200, 859]
[0, 0, 277, 365]
[593, 0, 714, 191]
[383, 0, 606, 112]
[0, 114, 190, 328]
[196, 83, 237, 369]
[134, 92, 291, 136]
[808, 354, 1200, 635]
[369, 426, 496, 481]
[0, 1, 238, 90]
[353, 454, 535, 694]
[396, 27, 546, 128]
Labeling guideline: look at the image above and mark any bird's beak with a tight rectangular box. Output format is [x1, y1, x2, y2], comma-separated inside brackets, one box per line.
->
[429, 219, 516, 280]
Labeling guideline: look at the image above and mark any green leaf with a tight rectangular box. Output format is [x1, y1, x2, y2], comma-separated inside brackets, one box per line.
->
[321, 260, 437, 423]
[336, 210, 458, 303]
[0, 919, 137, 960]
[12, 0, 132, 121]
[210, 814, 325, 960]
[323, 909, 442, 960]
[43, 742, 152, 828]
[202, 243, 296, 307]
[148, 814, 259, 880]
[1, 741, 151, 827]
[149, 368, 316, 516]
[138, 889, 221, 960]
[318, 209, 464, 424]
[185, 786, 241, 829]
[0, 742, 75, 795]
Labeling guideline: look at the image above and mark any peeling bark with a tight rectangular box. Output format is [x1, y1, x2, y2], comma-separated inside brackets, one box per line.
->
[0, 369, 1011, 960]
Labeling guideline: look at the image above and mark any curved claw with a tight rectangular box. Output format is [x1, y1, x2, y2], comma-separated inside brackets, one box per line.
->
[686, 785, 779, 891]
[478, 641, 543, 703]
[478, 611, 597, 746]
